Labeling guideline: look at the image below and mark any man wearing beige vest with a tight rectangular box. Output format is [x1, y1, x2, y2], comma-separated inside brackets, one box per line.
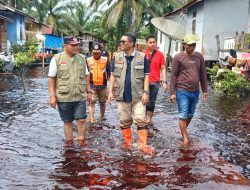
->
[108, 33, 154, 154]
[48, 36, 92, 148]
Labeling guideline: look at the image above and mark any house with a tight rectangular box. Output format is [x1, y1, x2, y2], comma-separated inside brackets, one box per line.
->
[79, 32, 107, 52]
[25, 17, 46, 42]
[0, 14, 12, 52]
[155, 0, 250, 64]
[0, 1, 44, 52]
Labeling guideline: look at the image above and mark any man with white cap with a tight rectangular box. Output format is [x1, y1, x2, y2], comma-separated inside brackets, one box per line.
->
[170, 34, 208, 146]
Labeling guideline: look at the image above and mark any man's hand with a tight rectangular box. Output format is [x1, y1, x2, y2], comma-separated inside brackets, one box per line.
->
[50, 96, 57, 108]
[108, 92, 114, 104]
[170, 94, 176, 103]
[162, 82, 168, 92]
[202, 92, 208, 101]
[87, 92, 93, 105]
[142, 93, 149, 105]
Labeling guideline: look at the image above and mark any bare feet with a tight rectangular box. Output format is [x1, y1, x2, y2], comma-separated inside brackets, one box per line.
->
[64, 139, 73, 147]
[182, 137, 189, 146]
[88, 118, 95, 124]
[98, 116, 106, 121]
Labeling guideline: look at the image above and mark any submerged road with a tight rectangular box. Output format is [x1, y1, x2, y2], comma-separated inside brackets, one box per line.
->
[0, 68, 249, 189]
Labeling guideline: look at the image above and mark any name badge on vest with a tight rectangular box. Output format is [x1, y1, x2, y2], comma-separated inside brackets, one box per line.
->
[60, 61, 67, 65]
[116, 57, 124, 64]
[135, 57, 142, 65]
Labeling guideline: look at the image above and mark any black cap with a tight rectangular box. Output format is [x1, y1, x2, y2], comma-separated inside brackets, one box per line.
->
[63, 36, 79, 45]
[92, 42, 101, 51]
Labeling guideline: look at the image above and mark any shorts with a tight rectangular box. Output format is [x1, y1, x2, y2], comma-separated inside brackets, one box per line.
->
[57, 101, 87, 122]
[176, 90, 199, 119]
[146, 82, 160, 112]
[117, 101, 147, 129]
[91, 88, 107, 104]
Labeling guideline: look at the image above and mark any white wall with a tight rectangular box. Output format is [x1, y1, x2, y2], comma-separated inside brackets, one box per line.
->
[186, 2, 204, 54]
[201, 0, 248, 60]
[156, 0, 249, 61]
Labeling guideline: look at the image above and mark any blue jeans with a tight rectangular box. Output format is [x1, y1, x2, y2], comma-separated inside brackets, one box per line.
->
[176, 90, 199, 119]
[146, 82, 160, 112]
[57, 101, 87, 122]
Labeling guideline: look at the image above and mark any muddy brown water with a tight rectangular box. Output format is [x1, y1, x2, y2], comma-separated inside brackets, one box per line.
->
[0, 67, 249, 189]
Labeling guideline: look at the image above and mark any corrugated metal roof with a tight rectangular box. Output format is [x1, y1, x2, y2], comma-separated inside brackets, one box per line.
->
[163, 0, 203, 17]
[0, 14, 13, 22]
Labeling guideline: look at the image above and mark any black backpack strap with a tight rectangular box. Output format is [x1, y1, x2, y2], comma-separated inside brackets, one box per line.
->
[147, 49, 157, 70]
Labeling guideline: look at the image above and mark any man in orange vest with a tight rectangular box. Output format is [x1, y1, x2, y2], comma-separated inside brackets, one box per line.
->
[87, 42, 110, 123]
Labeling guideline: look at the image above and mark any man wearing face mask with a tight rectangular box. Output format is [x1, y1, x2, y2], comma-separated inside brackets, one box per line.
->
[86, 42, 110, 123]
[170, 34, 208, 146]
[48, 36, 92, 148]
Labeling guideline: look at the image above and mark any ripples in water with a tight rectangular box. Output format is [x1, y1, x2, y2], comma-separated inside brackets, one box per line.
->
[0, 69, 249, 189]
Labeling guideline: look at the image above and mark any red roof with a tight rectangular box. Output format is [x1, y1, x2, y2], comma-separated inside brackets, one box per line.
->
[41, 25, 53, 34]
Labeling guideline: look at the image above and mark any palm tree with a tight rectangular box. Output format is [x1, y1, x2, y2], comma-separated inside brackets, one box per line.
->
[1, 0, 33, 9]
[23, 0, 87, 35]
[57, 1, 92, 36]
[89, 0, 178, 32]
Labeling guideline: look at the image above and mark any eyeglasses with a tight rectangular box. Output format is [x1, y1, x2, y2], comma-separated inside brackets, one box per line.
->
[119, 40, 130, 44]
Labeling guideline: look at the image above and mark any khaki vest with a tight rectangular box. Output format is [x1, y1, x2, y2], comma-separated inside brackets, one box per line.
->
[87, 56, 108, 86]
[55, 52, 87, 102]
[113, 51, 145, 102]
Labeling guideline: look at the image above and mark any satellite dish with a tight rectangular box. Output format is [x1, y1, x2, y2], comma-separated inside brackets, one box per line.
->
[151, 17, 186, 40]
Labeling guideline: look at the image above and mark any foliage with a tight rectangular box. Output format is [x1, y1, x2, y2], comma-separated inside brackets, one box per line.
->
[16, 0, 183, 52]
[11, 40, 37, 67]
[89, 0, 176, 32]
[0, 59, 4, 70]
[52, 1, 92, 36]
[14, 52, 32, 68]
[207, 67, 250, 97]
[11, 40, 38, 55]
[137, 26, 151, 39]
[1, 0, 33, 9]
[206, 65, 219, 81]
[9, 41, 38, 91]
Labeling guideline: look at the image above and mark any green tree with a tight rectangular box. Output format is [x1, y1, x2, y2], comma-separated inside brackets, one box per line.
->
[21, 0, 74, 35]
[0, 0, 32, 9]
[90, 0, 177, 32]
[57, 1, 92, 36]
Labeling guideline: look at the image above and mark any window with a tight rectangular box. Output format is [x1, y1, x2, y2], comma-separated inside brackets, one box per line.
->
[193, 11, 196, 18]
[192, 20, 196, 34]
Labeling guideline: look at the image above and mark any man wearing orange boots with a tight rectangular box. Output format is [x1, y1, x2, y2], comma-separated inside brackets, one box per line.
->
[108, 32, 154, 154]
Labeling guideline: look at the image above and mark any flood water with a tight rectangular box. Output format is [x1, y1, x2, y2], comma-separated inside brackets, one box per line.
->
[0, 67, 250, 189]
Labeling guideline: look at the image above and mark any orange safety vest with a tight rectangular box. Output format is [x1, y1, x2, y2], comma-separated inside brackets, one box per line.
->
[87, 56, 108, 86]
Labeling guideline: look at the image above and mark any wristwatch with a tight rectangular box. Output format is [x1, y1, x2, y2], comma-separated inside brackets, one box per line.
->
[162, 80, 167, 84]
[143, 90, 149, 94]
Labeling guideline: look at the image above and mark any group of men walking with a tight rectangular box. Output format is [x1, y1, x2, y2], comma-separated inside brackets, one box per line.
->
[48, 32, 208, 154]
